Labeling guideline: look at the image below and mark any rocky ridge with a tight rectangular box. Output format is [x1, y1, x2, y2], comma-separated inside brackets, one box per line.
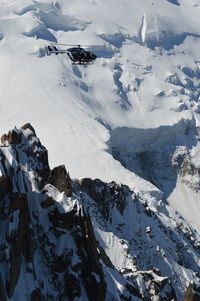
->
[0, 124, 199, 300]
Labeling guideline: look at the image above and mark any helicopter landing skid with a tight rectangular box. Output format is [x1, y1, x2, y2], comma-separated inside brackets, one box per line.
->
[72, 61, 94, 65]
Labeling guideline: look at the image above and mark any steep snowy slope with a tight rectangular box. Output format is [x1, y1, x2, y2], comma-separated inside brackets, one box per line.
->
[1, 0, 200, 231]
[0, 124, 200, 300]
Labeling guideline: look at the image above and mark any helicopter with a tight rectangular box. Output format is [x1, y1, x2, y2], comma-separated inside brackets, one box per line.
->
[45, 43, 97, 64]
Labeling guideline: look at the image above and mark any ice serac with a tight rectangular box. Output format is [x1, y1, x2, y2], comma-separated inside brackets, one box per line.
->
[0, 125, 200, 300]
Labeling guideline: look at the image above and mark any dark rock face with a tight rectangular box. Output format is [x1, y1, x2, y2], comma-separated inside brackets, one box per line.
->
[78, 178, 129, 220]
[130, 270, 177, 301]
[0, 124, 199, 301]
[47, 165, 72, 196]
[21, 123, 36, 136]
[39, 200, 108, 301]
[0, 125, 50, 299]
[72, 210, 107, 301]
[1, 130, 21, 144]
[0, 124, 142, 301]
[48, 207, 76, 230]
[0, 174, 5, 200]
[0, 274, 6, 301]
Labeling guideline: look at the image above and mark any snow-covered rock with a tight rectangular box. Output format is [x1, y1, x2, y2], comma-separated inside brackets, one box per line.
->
[1, 0, 200, 234]
[0, 125, 199, 300]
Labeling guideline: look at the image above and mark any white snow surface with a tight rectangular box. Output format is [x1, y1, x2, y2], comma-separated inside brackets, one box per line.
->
[1, 0, 200, 230]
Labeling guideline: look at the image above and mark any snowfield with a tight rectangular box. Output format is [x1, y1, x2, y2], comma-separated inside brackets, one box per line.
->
[1, 0, 200, 233]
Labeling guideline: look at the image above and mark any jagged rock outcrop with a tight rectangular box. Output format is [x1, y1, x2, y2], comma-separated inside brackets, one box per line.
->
[47, 165, 73, 196]
[1, 130, 21, 145]
[0, 124, 200, 300]
[77, 176, 200, 300]
[78, 178, 129, 219]
[0, 124, 142, 300]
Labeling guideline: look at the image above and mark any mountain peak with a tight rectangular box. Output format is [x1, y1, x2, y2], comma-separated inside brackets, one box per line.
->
[0, 125, 199, 300]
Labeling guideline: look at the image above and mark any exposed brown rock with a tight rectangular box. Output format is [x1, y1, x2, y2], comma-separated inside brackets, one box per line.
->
[1, 134, 7, 144]
[7, 130, 21, 144]
[48, 165, 73, 197]
[1, 130, 21, 145]
[21, 123, 36, 136]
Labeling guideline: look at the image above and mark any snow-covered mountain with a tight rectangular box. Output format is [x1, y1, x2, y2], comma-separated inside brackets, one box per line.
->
[1, 0, 200, 299]
[1, 0, 200, 233]
[0, 124, 200, 300]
